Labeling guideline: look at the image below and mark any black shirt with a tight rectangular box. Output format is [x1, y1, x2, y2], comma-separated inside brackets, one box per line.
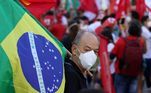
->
[64, 59, 88, 93]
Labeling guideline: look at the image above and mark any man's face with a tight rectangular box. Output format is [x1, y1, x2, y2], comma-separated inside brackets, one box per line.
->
[77, 35, 99, 55]
[71, 33, 100, 71]
[72, 33, 100, 60]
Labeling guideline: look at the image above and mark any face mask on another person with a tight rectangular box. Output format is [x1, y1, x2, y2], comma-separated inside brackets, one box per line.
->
[77, 49, 97, 70]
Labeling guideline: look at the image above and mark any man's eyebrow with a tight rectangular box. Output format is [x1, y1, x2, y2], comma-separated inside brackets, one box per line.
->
[85, 45, 99, 51]
[84, 45, 92, 49]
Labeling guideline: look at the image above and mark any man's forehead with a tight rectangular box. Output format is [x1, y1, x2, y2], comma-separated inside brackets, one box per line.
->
[81, 32, 97, 41]
[79, 34, 99, 49]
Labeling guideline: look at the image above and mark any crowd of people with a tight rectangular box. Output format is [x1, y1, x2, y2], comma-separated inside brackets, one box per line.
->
[36, 0, 151, 93]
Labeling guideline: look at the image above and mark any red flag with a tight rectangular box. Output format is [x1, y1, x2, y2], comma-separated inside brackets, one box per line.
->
[20, 0, 57, 20]
[98, 35, 115, 93]
[136, 0, 146, 20]
[110, 0, 118, 14]
[116, 0, 131, 20]
[79, 0, 98, 14]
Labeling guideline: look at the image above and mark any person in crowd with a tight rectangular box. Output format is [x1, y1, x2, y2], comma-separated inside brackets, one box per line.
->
[101, 27, 116, 79]
[50, 12, 67, 41]
[62, 22, 79, 52]
[64, 31, 100, 93]
[62, 22, 80, 62]
[79, 16, 89, 31]
[110, 19, 146, 93]
[141, 15, 151, 88]
[40, 10, 55, 30]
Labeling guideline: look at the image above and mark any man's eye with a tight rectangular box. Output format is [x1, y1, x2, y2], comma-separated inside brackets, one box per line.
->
[84, 49, 91, 52]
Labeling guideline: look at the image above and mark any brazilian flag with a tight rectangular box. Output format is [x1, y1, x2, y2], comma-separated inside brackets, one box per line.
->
[0, 0, 66, 93]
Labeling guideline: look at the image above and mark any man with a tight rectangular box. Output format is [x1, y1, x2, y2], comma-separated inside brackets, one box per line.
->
[110, 20, 146, 93]
[64, 31, 100, 93]
[141, 15, 151, 88]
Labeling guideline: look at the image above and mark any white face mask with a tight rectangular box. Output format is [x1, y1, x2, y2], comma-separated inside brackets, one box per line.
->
[79, 50, 97, 70]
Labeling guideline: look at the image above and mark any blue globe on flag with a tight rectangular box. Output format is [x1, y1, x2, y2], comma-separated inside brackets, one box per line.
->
[17, 32, 63, 93]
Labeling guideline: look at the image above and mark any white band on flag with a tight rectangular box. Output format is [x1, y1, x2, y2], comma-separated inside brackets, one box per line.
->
[28, 32, 46, 93]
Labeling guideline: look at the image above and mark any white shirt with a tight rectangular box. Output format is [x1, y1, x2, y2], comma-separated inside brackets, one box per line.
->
[141, 26, 151, 58]
[88, 21, 101, 32]
[107, 43, 116, 74]
[61, 16, 68, 26]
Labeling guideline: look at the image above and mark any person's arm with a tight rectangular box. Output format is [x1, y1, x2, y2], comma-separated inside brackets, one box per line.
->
[142, 37, 147, 54]
[109, 38, 122, 61]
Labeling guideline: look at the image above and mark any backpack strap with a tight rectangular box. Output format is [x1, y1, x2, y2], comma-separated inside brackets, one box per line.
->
[118, 37, 127, 70]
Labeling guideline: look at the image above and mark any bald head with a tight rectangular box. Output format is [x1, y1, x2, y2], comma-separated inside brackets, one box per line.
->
[73, 31, 100, 46]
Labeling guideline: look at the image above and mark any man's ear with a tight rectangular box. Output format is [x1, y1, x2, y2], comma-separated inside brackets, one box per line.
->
[71, 44, 77, 56]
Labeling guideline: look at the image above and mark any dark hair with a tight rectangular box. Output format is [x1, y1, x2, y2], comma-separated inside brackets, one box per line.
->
[109, 13, 116, 18]
[128, 19, 142, 37]
[101, 27, 113, 42]
[80, 16, 89, 21]
[78, 89, 104, 93]
[141, 15, 149, 24]
[131, 11, 140, 20]
[46, 10, 54, 15]
[101, 16, 109, 24]
[119, 18, 125, 24]
[68, 23, 79, 40]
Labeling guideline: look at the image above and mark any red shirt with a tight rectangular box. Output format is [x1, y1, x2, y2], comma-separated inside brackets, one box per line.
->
[95, 26, 103, 35]
[111, 36, 145, 75]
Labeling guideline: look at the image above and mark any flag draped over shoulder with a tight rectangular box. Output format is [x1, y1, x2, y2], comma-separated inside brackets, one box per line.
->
[0, 0, 66, 93]
[99, 36, 115, 93]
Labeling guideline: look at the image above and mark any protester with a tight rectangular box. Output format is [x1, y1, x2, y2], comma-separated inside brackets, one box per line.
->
[64, 31, 100, 93]
[24, 0, 151, 92]
[110, 19, 146, 93]
[141, 15, 151, 88]
[62, 23, 79, 52]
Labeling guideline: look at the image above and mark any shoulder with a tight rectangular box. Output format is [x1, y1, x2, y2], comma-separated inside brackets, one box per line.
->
[142, 26, 151, 39]
[64, 62, 78, 77]
[115, 37, 125, 46]
[64, 62, 74, 72]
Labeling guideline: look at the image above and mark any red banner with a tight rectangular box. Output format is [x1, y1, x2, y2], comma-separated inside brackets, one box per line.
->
[79, 0, 98, 14]
[116, 0, 131, 19]
[110, 0, 118, 14]
[20, 0, 57, 20]
[99, 35, 115, 93]
[136, 0, 146, 20]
